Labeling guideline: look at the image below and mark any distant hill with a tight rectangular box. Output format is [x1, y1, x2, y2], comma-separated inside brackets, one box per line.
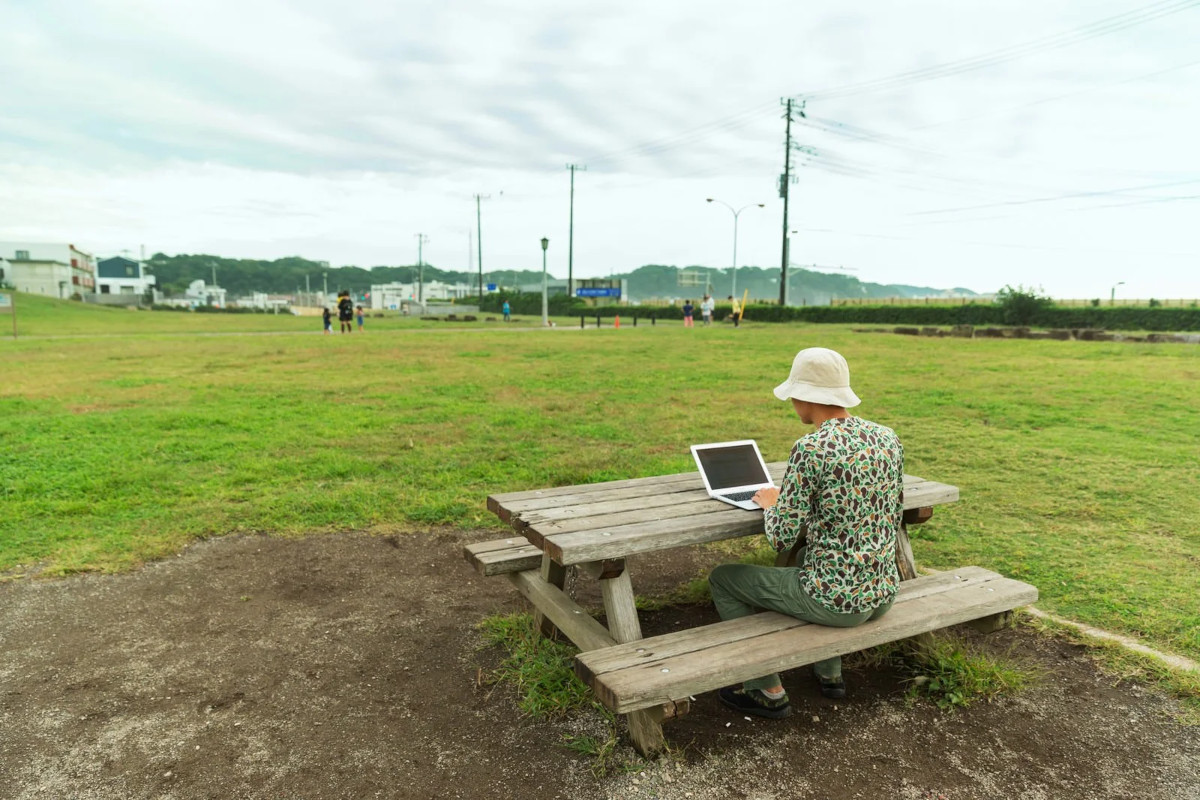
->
[143, 253, 976, 303]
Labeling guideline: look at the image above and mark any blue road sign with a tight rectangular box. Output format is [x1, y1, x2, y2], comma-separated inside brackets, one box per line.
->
[576, 288, 621, 298]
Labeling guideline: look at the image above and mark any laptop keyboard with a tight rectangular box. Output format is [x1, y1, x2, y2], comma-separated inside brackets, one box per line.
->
[720, 490, 757, 502]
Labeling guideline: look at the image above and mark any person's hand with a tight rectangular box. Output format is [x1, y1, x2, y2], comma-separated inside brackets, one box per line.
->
[752, 487, 780, 509]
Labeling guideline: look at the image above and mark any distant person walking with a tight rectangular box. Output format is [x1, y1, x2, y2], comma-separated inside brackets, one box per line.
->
[322, 307, 332, 335]
[701, 294, 714, 326]
[682, 299, 695, 328]
[728, 295, 742, 328]
[337, 291, 354, 333]
[502, 300, 511, 322]
[355, 305, 365, 332]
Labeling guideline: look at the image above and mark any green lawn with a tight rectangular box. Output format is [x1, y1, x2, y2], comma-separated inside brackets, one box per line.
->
[2, 294, 1198, 667]
[0, 292, 549, 336]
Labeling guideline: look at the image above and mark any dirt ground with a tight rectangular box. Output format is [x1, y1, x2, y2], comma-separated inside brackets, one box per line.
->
[1, 529, 1197, 800]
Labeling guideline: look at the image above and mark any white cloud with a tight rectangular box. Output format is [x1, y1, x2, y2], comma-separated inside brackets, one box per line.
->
[1, 0, 1198, 297]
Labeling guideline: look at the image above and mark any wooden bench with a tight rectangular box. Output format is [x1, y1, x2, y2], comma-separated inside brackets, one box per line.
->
[576, 567, 1037, 717]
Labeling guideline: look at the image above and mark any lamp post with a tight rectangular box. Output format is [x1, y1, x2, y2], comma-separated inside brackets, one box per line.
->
[706, 198, 764, 300]
[541, 237, 550, 327]
[1110, 281, 1125, 306]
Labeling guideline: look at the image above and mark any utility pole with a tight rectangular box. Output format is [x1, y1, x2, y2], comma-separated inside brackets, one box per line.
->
[415, 233, 429, 306]
[778, 98, 806, 306]
[473, 194, 490, 302]
[305, 274, 310, 306]
[566, 163, 586, 300]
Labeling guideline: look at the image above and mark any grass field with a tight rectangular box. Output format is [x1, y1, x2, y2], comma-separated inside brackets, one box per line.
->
[3, 293, 1198, 668]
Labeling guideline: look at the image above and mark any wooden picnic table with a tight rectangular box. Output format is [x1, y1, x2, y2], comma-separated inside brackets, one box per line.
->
[473, 463, 962, 752]
[473, 465, 1034, 755]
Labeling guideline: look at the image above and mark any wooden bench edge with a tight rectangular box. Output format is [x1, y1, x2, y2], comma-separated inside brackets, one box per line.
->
[580, 575, 1038, 714]
[463, 538, 544, 577]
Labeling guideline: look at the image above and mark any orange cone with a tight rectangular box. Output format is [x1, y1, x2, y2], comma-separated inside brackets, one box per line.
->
[614, 315, 620, 329]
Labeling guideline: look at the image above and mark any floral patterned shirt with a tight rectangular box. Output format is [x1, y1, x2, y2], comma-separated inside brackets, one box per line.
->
[763, 417, 904, 614]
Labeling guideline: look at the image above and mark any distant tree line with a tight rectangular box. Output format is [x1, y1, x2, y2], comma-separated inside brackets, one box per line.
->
[144, 253, 972, 302]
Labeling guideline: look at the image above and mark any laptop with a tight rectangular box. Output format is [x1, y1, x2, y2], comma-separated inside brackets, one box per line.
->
[690, 440, 775, 510]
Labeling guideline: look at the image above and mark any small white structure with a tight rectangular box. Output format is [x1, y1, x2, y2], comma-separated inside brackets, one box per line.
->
[234, 292, 291, 311]
[370, 280, 473, 310]
[184, 279, 228, 308]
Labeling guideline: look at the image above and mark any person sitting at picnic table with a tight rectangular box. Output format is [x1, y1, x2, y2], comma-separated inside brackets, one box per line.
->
[709, 346, 904, 720]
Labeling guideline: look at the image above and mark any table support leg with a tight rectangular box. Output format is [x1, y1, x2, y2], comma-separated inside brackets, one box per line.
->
[895, 522, 919, 582]
[536, 553, 568, 639]
[599, 570, 665, 756]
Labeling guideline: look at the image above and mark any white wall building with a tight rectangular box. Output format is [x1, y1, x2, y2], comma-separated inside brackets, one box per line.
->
[184, 279, 228, 308]
[369, 280, 473, 310]
[0, 257, 77, 297]
[0, 242, 96, 294]
[234, 292, 290, 311]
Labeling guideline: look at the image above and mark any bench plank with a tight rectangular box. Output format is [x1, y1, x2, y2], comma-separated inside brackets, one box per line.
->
[463, 539, 544, 576]
[579, 567, 999, 677]
[578, 572, 1036, 714]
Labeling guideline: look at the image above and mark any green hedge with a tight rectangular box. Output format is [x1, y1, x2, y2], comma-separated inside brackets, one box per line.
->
[477, 294, 1200, 331]
[577, 303, 1200, 331]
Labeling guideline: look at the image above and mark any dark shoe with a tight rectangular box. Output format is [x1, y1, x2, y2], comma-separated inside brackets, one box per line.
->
[718, 687, 791, 720]
[816, 675, 846, 699]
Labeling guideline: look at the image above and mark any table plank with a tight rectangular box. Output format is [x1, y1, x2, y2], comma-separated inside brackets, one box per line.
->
[494, 465, 951, 522]
[543, 509, 766, 565]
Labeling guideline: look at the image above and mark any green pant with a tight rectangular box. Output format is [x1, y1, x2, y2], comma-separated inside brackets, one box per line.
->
[708, 561, 893, 691]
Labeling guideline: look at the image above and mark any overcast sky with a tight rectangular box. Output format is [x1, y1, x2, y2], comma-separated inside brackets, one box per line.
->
[2, 0, 1198, 298]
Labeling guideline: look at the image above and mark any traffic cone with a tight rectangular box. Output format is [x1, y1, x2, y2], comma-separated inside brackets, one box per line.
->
[614, 315, 620, 329]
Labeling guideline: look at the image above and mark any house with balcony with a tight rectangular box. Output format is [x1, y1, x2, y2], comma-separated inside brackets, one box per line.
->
[0, 242, 97, 295]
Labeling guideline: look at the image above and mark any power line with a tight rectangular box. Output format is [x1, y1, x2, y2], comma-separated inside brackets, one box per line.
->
[798, 0, 1200, 101]
[909, 177, 1200, 216]
[557, 1, 1198, 177]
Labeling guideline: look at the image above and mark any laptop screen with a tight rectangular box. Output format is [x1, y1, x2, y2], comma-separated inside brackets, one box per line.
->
[695, 444, 769, 490]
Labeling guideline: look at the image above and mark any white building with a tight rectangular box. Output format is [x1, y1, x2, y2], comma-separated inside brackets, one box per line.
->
[96, 255, 156, 297]
[0, 242, 97, 296]
[234, 292, 290, 311]
[184, 279, 227, 308]
[0, 257, 76, 297]
[369, 280, 473, 310]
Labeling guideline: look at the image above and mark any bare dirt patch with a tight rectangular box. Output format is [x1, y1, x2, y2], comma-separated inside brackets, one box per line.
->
[1, 529, 1196, 799]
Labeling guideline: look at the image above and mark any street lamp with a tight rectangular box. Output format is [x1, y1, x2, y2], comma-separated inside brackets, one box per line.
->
[541, 237, 550, 327]
[1110, 281, 1125, 307]
[706, 198, 764, 300]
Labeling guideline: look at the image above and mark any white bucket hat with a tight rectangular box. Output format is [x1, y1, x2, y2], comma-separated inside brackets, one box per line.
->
[772, 347, 861, 408]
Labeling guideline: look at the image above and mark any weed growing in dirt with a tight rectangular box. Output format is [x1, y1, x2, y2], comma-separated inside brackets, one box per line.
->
[477, 612, 651, 774]
[635, 542, 775, 611]
[476, 612, 600, 717]
[847, 633, 1034, 710]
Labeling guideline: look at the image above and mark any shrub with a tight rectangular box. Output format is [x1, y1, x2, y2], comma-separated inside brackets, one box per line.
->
[996, 285, 1054, 326]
